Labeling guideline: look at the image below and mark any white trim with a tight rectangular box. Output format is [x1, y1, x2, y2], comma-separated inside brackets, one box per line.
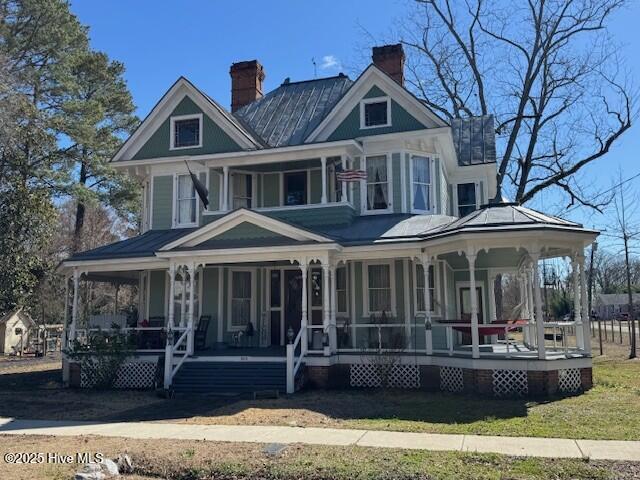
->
[169, 113, 203, 150]
[161, 208, 334, 251]
[361, 153, 393, 215]
[227, 267, 257, 332]
[359, 96, 392, 129]
[306, 65, 446, 143]
[362, 260, 397, 317]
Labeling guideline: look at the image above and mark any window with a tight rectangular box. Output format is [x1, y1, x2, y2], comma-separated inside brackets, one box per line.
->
[360, 97, 391, 128]
[336, 267, 347, 315]
[457, 183, 477, 217]
[232, 173, 253, 208]
[230, 270, 253, 329]
[176, 174, 197, 226]
[416, 263, 436, 313]
[411, 155, 431, 212]
[171, 114, 202, 149]
[367, 264, 392, 314]
[284, 171, 307, 206]
[365, 155, 390, 212]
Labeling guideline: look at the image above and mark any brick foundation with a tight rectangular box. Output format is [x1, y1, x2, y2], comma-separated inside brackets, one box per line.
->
[580, 367, 593, 390]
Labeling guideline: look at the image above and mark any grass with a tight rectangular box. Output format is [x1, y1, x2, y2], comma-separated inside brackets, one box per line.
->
[1, 341, 639, 441]
[1, 434, 637, 480]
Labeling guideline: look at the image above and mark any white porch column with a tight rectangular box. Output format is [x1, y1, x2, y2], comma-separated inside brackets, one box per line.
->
[300, 261, 308, 356]
[329, 262, 338, 353]
[322, 263, 331, 355]
[321, 157, 328, 204]
[180, 270, 187, 328]
[62, 275, 70, 349]
[422, 256, 433, 355]
[70, 268, 80, 342]
[488, 273, 498, 322]
[578, 254, 591, 354]
[222, 166, 229, 211]
[467, 251, 480, 359]
[340, 155, 348, 202]
[572, 256, 584, 349]
[187, 264, 196, 355]
[531, 253, 546, 359]
[167, 264, 177, 329]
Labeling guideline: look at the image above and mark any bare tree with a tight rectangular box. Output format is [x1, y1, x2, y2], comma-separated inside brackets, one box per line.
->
[400, 0, 635, 208]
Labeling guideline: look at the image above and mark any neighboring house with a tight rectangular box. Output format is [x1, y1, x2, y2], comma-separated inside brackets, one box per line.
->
[60, 44, 597, 397]
[0, 308, 35, 355]
[595, 293, 640, 320]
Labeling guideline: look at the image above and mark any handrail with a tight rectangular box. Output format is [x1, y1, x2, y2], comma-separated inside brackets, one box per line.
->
[163, 326, 191, 390]
[286, 328, 304, 394]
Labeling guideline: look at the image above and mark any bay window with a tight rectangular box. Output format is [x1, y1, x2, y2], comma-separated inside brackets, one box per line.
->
[365, 155, 390, 212]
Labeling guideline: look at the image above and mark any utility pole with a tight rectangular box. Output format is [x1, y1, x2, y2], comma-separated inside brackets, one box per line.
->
[588, 241, 602, 355]
[623, 231, 636, 358]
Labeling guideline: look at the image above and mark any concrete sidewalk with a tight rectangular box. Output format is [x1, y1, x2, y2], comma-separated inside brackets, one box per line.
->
[1, 417, 639, 462]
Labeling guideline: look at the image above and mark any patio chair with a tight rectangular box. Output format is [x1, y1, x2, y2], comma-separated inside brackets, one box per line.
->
[194, 315, 211, 351]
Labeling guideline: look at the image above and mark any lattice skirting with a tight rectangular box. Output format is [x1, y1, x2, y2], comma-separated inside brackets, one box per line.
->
[492, 369, 528, 397]
[350, 363, 420, 389]
[440, 366, 464, 393]
[558, 368, 582, 393]
[80, 362, 157, 389]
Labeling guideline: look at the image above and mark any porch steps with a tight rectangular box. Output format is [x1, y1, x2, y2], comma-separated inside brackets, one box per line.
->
[171, 361, 287, 395]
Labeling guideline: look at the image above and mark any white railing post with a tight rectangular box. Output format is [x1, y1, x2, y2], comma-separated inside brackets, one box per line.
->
[69, 268, 80, 342]
[531, 252, 546, 360]
[466, 250, 480, 358]
[286, 343, 294, 394]
[329, 262, 338, 354]
[187, 263, 196, 355]
[222, 166, 229, 211]
[422, 255, 433, 355]
[572, 256, 584, 350]
[320, 157, 328, 204]
[579, 253, 591, 354]
[322, 263, 331, 356]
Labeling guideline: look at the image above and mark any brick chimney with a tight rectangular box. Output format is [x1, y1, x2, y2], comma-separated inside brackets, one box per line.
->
[230, 60, 265, 112]
[372, 44, 405, 85]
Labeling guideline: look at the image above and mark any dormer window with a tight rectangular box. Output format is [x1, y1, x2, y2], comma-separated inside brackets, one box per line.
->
[360, 97, 391, 129]
[170, 114, 202, 149]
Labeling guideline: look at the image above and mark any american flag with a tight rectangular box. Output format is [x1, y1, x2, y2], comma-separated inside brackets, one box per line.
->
[336, 169, 367, 182]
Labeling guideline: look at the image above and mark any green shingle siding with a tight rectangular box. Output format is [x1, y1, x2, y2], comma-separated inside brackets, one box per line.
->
[326, 86, 427, 141]
[208, 170, 220, 211]
[262, 173, 280, 207]
[268, 204, 355, 227]
[152, 175, 173, 230]
[214, 222, 282, 241]
[148, 270, 166, 318]
[133, 96, 242, 160]
[395, 260, 404, 320]
[309, 170, 322, 204]
[392, 153, 402, 213]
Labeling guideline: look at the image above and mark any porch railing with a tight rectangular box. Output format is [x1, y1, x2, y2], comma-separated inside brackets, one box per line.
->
[72, 327, 167, 352]
[286, 328, 304, 394]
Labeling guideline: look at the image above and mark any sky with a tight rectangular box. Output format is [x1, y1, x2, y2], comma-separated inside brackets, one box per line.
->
[69, 0, 640, 251]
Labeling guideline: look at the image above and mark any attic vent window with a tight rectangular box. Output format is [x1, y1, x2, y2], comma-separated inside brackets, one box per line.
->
[360, 97, 391, 129]
[170, 114, 203, 149]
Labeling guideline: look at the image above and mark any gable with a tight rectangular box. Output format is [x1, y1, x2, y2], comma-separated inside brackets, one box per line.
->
[211, 222, 283, 241]
[133, 96, 243, 160]
[327, 86, 427, 141]
[306, 65, 446, 143]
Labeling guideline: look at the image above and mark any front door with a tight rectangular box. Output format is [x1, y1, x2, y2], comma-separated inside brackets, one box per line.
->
[284, 270, 303, 340]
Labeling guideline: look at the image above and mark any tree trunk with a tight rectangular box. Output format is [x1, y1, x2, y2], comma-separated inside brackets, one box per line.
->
[624, 234, 636, 359]
[72, 161, 87, 254]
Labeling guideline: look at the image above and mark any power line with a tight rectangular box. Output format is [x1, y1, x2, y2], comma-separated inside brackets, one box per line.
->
[563, 170, 640, 216]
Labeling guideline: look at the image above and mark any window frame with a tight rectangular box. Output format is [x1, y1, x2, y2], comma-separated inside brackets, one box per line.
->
[362, 260, 397, 317]
[361, 153, 393, 215]
[409, 154, 433, 214]
[227, 268, 257, 332]
[170, 113, 203, 150]
[335, 265, 348, 317]
[359, 96, 392, 129]
[173, 173, 199, 228]
[455, 182, 478, 218]
[413, 261, 440, 316]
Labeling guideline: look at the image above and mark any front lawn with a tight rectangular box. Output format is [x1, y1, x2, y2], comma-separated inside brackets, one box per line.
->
[1, 341, 639, 441]
[2, 434, 637, 480]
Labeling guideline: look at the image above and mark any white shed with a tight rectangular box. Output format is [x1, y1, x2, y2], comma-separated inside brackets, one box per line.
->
[0, 308, 35, 355]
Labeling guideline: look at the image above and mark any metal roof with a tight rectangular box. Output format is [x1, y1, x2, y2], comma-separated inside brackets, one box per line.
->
[67, 228, 196, 261]
[451, 115, 496, 166]
[233, 74, 353, 147]
[425, 203, 585, 237]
